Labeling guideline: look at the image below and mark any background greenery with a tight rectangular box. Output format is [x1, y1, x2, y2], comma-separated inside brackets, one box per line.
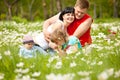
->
[0, 0, 120, 21]
[0, 0, 120, 80]
[0, 19, 120, 80]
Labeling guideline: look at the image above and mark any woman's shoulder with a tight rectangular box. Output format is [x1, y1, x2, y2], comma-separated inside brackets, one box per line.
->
[47, 20, 64, 33]
[56, 20, 63, 24]
[55, 20, 64, 29]
[52, 20, 64, 27]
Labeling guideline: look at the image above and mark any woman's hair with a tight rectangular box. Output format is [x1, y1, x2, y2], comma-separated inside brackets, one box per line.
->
[50, 28, 67, 44]
[59, 7, 75, 21]
[75, 0, 89, 9]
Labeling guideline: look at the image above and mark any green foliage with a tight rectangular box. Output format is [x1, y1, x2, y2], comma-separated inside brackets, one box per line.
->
[94, 18, 120, 23]
[12, 16, 28, 23]
[0, 0, 120, 21]
[0, 14, 6, 20]
[0, 19, 120, 80]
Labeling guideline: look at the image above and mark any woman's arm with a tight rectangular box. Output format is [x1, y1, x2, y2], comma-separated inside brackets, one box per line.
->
[43, 13, 60, 40]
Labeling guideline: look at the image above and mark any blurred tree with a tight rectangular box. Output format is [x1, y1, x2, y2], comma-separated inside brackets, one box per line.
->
[49, 0, 54, 16]
[113, 0, 118, 17]
[42, 0, 48, 19]
[90, 0, 104, 18]
[56, 0, 62, 11]
[4, 0, 19, 20]
[93, 3, 97, 18]
[28, 0, 35, 21]
[0, 0, 120, 21]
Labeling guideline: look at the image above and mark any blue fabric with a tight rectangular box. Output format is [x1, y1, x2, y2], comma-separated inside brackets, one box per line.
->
[62, 36, 82, 50]
[19, 46, 47, 58]
[47, 48, 57, 56]
[68, 36, 82, 48]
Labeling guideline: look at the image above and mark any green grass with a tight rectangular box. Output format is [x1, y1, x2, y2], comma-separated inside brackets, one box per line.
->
[93, 18, 120, 23]
[0, 19, 120, 80]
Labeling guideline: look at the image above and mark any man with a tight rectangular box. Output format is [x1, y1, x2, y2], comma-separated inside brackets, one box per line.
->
[43, 0, 93, 47]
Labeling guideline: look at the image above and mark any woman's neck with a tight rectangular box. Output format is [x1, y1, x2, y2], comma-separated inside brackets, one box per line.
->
[63, 21, 70, 29]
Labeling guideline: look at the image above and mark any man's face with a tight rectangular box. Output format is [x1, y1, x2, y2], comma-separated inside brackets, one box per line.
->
[74, 6, 87, 19]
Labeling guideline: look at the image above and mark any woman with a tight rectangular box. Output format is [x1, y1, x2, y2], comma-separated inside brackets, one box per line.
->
[33, 7, 75, 54]
[43, 0, 93, 47]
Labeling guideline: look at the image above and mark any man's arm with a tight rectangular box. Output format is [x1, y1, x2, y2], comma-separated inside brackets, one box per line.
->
[73, 18, 93, 38]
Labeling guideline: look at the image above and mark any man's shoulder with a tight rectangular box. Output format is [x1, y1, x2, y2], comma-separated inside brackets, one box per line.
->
[85, 14, 91, 17]
[74, 14, 92, 23]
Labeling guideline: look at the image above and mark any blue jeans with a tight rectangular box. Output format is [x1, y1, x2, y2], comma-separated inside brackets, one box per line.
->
[47, 48, 56, 56]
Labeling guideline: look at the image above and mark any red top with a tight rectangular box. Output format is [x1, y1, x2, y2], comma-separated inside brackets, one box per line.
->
[67, 14, 92, 46]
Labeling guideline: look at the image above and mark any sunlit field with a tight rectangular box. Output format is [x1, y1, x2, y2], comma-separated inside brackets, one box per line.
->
[0, 19, 120, 80]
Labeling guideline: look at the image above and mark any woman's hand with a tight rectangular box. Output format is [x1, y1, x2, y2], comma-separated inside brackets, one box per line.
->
[49, 41, 58, 49]
[43, 29, 51, 42]
[57, 48, 67, 57]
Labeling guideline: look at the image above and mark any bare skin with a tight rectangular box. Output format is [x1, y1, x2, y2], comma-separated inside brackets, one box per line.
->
[44, 12, 75, 50]
[43, 6, 92, 42]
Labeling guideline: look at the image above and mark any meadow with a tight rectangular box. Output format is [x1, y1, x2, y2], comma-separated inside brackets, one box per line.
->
[0, 19, 120, 80]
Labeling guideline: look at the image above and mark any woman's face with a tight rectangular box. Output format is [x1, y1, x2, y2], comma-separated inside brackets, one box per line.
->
[63, 13, 75, 24]
[74, 6, 87, 19]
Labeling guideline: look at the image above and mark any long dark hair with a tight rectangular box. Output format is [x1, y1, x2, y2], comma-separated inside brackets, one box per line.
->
[59, 7, 75, 21]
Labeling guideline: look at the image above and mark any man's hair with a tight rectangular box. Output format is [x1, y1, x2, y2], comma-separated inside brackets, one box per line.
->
[75, 0, 89, 9]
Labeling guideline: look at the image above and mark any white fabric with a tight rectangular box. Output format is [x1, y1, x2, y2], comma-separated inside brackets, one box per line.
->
[33, 20, 64, 50]
[33, 32, 49, 50]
